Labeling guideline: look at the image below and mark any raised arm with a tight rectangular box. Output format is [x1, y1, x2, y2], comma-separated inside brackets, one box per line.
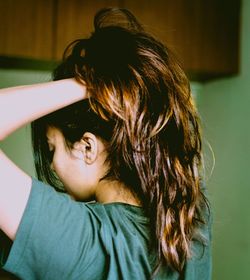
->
[0, 78, 86, 240]
[0, 78, 86, 140]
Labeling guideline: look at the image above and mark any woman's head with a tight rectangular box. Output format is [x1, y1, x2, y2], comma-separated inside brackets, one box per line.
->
[33, 99, 113, 200]
[32, 7, 208, 274]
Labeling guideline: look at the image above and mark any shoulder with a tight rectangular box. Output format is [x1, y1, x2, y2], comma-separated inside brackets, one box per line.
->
[4, 178, 107, 278]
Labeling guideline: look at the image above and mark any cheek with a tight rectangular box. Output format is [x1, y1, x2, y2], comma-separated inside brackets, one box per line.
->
[52, 161, 67, 184]
[53, 152, 83, 186]
[52, 152, 69, 180]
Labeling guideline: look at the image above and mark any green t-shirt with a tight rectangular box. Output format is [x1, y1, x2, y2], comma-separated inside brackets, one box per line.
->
[0, 179, 211, 279]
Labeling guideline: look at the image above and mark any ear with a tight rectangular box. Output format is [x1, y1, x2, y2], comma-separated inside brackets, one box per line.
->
[73, 132, 98, 164]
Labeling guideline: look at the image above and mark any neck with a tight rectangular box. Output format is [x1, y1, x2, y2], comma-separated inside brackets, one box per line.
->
[94, 179, 141, 206]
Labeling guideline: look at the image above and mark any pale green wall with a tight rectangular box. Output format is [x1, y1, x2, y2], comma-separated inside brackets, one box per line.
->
[0, 69, 52, 176]
[197, 0, 250, 279]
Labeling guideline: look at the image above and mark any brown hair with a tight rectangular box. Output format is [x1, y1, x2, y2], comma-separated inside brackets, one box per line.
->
[33, 7, 209, 275]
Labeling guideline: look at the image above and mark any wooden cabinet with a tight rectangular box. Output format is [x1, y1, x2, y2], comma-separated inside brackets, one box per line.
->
[122, 0, 241, 81]
[0, 0, 241, 81]
[0, 0, 54, 60]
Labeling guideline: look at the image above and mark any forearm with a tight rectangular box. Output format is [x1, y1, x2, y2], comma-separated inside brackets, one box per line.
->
[0, 78, 86, 140]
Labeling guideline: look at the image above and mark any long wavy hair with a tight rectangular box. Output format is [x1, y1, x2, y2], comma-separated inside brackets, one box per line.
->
[32, 8, 209, 275]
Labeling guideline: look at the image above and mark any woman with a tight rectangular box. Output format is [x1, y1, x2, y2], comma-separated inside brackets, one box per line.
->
[0, 8, 211, 279]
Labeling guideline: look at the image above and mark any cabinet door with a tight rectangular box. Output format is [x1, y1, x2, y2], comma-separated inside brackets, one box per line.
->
[122, 0, 240, 80]
[197, 0, 240, 78]
[55, 0, 119, 60]
[0, 0, 54, 60]
[121, 0, 199, 64]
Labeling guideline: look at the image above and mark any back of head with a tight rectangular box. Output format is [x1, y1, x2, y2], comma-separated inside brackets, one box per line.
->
[34, 7, 209, 276]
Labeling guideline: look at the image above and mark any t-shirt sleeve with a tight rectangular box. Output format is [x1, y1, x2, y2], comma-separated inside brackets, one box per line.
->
[2, 178, 99, 280]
